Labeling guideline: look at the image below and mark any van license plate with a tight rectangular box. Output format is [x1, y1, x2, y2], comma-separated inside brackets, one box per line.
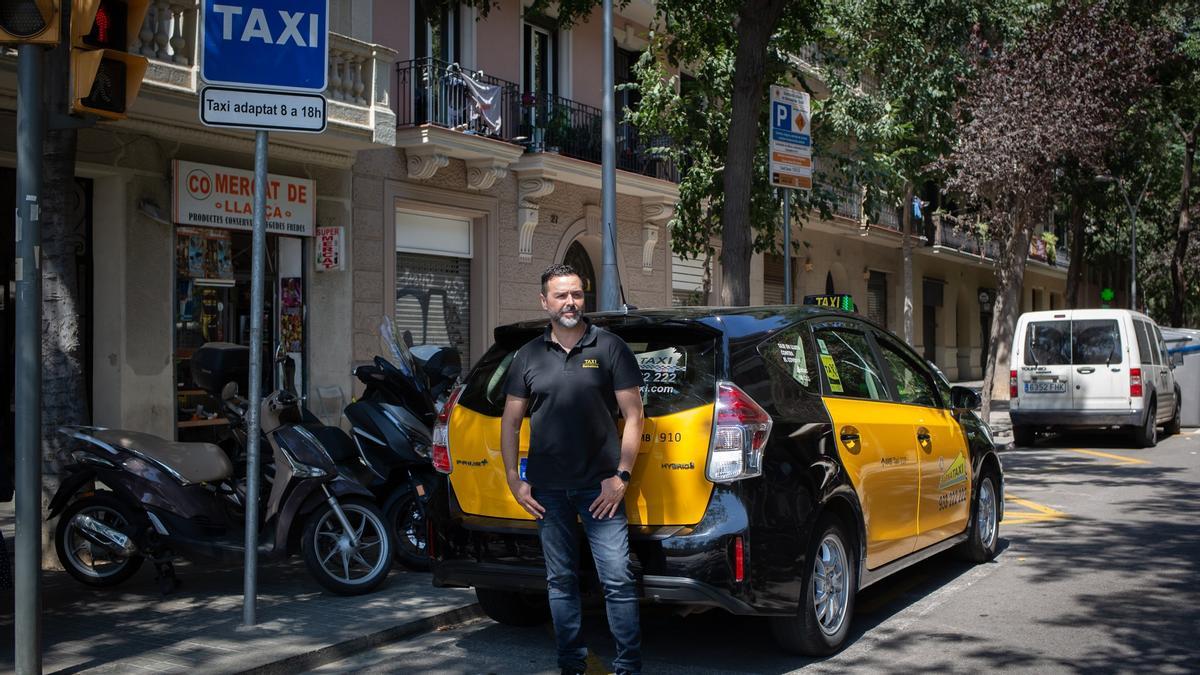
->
[519, 457, 528, 482]
[1025, 381, 1066, 393]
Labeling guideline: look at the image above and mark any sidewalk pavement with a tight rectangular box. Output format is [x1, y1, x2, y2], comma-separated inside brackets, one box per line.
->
[0, 535, 480, 674]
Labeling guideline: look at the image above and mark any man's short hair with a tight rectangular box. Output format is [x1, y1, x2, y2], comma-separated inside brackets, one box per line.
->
[541, 263, 580, 294]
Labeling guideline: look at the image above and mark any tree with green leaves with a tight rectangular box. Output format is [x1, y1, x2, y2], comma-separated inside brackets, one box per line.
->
[816, 0, 1016, 344]
[943, 0, 1160, 415]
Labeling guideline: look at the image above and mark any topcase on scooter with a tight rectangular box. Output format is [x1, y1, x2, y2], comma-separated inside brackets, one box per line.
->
[191, 343, 250, 396]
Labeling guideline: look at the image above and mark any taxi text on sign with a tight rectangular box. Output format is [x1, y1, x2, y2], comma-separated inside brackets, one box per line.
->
[770, 85, 813, 190]
[172, 160, 316, 237]
[200, 0, 329, 92]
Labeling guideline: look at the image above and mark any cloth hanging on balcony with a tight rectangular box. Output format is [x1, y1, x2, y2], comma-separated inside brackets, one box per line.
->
[460, 70, 503, 134]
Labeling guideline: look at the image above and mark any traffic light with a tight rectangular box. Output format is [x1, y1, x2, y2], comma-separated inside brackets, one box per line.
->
[70, 0, 149, 119]
[0, 0, 60, 44]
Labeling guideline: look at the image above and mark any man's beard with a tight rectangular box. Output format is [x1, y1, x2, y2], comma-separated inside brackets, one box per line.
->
[551, 304, 580, 328]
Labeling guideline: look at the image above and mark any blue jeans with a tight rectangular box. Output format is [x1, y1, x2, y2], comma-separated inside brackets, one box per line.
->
[534, 486, 642, 674]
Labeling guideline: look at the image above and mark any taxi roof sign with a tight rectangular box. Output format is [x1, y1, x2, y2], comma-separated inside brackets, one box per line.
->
[804, 294, 857, 312]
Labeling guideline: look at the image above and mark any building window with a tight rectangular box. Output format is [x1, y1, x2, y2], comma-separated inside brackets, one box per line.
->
[523, 19, 556, 97]
[867, 270, 888, 326]
[394, 209, 474, 366]
[416, 2, 458, 63]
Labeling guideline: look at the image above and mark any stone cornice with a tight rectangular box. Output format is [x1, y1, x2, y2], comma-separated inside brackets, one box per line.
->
[510, 152, 680, 201]
[396, 126, 525, 183]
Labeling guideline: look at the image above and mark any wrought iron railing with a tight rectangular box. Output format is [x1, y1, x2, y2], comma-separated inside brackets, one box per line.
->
[395, 58, 520, 138]
[395, 59, 678, 182]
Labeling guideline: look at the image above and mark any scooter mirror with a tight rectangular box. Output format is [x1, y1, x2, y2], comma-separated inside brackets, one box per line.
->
[221, 381, 239, 401]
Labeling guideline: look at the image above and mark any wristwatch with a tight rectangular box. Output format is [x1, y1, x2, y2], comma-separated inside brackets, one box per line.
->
[615, 470, 631, 483]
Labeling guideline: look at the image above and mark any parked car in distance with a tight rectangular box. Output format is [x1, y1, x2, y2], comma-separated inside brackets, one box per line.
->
[1009, 309, 1183, 447]
[428, 306, 1004, 655]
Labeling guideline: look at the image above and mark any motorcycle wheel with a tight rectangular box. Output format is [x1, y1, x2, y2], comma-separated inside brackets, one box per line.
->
[302, 497, 393, 595]
[387, 492, 430, 572]
[54, 492, 144, 588]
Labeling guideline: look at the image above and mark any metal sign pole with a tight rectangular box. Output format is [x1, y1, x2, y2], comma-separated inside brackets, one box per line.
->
[242, 130, 269, 627]
[14, 43, 45, 675]
[599, 0, 620, 312]
[782, 189, 792, 304]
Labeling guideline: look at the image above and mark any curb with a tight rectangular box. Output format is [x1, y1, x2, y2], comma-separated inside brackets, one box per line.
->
[236, 603, 484, 675]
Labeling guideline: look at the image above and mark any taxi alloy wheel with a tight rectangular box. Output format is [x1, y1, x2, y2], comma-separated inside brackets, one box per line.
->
[769, 514, 857, 656]
[813, 532, 851, 637]
[957, 472, 1000, 563]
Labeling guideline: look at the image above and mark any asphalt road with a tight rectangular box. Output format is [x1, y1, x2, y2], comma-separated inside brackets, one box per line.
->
[312, 428, 1200, 674]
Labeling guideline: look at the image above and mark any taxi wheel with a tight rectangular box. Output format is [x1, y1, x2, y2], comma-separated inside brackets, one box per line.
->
[770, 514, 857, 656]
[957, 471, 1000, 563]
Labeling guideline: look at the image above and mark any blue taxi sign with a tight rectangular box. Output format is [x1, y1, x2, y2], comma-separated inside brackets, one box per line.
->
[200, 0, 329, 93]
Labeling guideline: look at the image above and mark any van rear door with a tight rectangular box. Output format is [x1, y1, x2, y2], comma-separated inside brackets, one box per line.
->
[1070, 317, 1128, 411]
[1019, 315, 1074, 410]
[446, 321, 721, 527]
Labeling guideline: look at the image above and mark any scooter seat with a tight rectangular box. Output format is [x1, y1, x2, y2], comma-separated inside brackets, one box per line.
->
[91, 429, 233, 485]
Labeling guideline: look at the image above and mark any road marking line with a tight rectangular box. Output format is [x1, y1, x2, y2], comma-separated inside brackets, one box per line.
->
[1066, 448, 1149, 465]
[1002, 495, 1067, 525]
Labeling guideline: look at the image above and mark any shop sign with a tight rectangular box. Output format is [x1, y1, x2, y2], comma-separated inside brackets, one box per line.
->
[315, 226, 344, 271]
[173, 160, 315, 236]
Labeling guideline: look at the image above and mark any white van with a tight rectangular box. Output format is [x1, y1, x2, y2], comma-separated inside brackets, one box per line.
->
[1009, 309, 1183, 447]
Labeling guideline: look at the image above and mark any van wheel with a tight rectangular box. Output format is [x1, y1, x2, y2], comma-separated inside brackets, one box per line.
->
[1132, 402, 1158, 448]
[475, 588, 550, 627]
[770, 515, 857, 656]
[1012, 425, 1035, 447]
[1164, 392, 1182, 437]
[956, 471, 1000, 563]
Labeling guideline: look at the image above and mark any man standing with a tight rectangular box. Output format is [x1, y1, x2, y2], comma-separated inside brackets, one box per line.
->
[501, 264, 645, 675]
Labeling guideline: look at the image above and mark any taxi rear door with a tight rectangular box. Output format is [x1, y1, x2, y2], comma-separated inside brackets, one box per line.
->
[873, 332, 971, 549]
[812, 321, 918, 568]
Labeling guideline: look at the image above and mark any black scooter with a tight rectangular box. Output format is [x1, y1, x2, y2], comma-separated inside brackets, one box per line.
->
[338, 321, 460, 570]
[49, 344, 394, 596]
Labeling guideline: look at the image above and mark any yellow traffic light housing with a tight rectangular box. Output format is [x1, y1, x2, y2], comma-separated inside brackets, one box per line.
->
[0, 0, 61, 44]
[69, 0, 150, 119]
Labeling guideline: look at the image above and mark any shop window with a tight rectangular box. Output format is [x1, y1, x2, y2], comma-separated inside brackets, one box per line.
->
[867, 270, 888, 326]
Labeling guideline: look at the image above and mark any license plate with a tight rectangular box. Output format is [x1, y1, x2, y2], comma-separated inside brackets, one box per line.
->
[1024, 381, 1066, 393]
[519, 457, 528, 482]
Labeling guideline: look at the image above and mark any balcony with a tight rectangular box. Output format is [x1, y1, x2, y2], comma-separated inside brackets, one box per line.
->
[393, 58, 679, 187]
[928, 219, 1070, 270]
[819, 182, 902, 233]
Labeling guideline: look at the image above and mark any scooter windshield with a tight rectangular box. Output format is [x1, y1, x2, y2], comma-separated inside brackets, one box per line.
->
[379, 317, 421, 384]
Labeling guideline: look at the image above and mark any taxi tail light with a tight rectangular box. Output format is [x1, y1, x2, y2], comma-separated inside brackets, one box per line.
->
[1010, 370, 1018, 398]
[432, 385, 463, 474]
[733, 536, 746, 583]
[705, 381, 773, 483]
[1130, 368, 1143, 398]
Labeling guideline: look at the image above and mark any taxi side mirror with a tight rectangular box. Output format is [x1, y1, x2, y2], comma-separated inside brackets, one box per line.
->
[950, 386, 981, 411]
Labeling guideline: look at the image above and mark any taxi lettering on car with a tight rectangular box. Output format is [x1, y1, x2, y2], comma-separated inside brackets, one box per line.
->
[427, 306, 1003, 655]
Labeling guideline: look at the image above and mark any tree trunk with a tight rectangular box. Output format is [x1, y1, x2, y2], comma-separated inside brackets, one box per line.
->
[718, 0, 787, 306]
[1065, 193, 1086, 308]
[40, 7, 89, 565]
[981, 222, 1033, 421]
[901, 183, 915, 345]
[1170, 125, 1196, 327]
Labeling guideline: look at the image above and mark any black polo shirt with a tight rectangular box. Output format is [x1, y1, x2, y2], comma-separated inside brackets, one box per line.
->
[504, 320, 642, 489]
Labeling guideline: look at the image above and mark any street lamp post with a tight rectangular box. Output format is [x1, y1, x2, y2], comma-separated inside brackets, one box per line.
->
[1096, 173, 1152, 311]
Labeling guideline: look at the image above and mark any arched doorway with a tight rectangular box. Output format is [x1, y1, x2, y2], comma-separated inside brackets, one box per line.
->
[563, 240, 597, 311]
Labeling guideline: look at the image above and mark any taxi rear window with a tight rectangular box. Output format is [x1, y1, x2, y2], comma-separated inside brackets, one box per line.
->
[457, 325, 719, 417]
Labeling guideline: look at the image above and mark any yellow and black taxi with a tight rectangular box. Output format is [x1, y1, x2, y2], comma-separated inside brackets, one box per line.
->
[427, 304, 1003, 655]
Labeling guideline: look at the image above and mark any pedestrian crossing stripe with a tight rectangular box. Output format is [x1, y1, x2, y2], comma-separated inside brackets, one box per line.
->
[1004, 495, 1067, 525]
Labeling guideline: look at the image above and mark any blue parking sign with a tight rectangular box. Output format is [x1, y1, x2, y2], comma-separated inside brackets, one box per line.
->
[201, 0, 329, 93]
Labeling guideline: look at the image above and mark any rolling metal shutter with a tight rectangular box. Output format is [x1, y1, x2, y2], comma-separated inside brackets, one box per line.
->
[395, 252, 471, 367]
[672, 254, 709, 306]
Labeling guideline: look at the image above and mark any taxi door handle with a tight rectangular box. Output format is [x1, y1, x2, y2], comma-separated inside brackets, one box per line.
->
[916, 428, 932, 451]
[839, 427, 860, 444]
